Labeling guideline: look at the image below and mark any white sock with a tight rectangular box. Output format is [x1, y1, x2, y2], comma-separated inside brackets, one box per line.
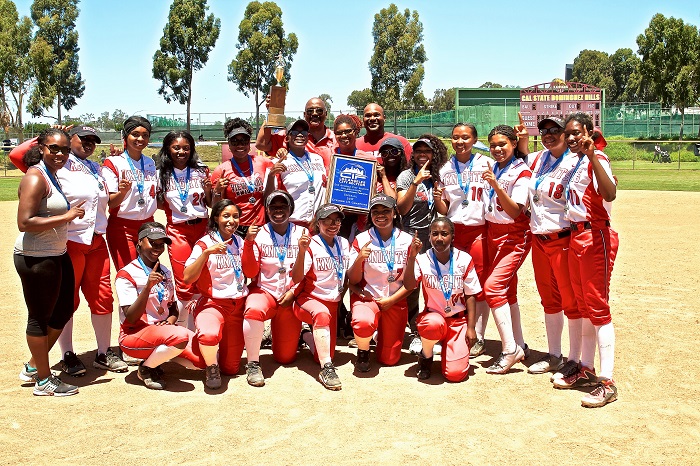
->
[91, 313, 112, 355]
[420, 338, 436, 358]
[199, 344, 219, 367]
[243, 319, 265, 362]
[580, 319, 597, 370]
[596, 322, 615, 379]
[492, 303, 515, 353]
[172, 357, 200, 370]
[58, 316, 74, 354]
[176, 300, 190, 328]
[313, 326, 332, 366]
[567, 318, 583, 363]
[510, 302, 525, 348]
[475, 300, 490, 340]
[303, 331, 315, 354]
[143, 344, 183, 368]
[544, 311, 564, 357]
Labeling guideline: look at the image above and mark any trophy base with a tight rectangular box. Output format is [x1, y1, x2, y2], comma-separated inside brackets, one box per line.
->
[266, 113, 287, 129]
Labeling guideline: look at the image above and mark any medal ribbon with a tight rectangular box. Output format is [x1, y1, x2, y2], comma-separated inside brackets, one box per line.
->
[452, 154, 475, 203]
[373, 227, 396, 275]
[229, 156, 256, 194]
[214, 231, 243, 285]
[125, 152, 146, 198]
[564, 155, 585, 205]
[319, 236, 344, 286]
[431, 248, 454, 306]
[291, 151, 315, 187]
[268, 222, 291, 267]
[38, 161, 70, 210]
[534, 149, 569, 193]
[137, 256, 165, 303]
[172, 167, 190, 208]
[488, 156, 515, 204]
[75, 156, 102, 189]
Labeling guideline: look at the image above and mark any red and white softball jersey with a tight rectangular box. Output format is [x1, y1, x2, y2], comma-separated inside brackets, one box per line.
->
[439, 153, 494, 226]
[116, 260, 175, 325]
[102, 153, 158, 220]
[563, 151, 616, 223]
[210, 156, 273, 226]
[484, 158, 532, 224]
[58, 155, 109, 244]
[528, 150, 578, 234]
[161, 165, 210, 224]
[265, 151, 327, 224]
[413, 248, 482, 318]
[248, 223, 305, 299]
[186, 233, 249, 300]
[351, 228, 412, 299]
[297, 235, 353, 302]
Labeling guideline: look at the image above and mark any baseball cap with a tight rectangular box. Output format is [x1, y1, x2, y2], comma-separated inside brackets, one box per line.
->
[138, 224, 172, 245]
[379, 137, 404, 152]
[412, 138, 435, 151]
[286, 119, 309, 133]
[69, 125, 101, 143]
[369, 193, 396, 210]
[537, 117, 565, 130]
[226, 127, 251, 140]
[265, 190, 295, 212]
[315, 203, 345, 220]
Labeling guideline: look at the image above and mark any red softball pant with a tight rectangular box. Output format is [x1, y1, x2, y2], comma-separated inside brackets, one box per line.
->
[568, 226, 619, 326]
[484, 222, 531, 309]
[66, 234, 113, 314]
[452, 224, 488, 301]
[119, 322, 204, 368]
[293, 292, 338, 362]
[531, 235, 580, 319]
[245, 287, 302, 364]
[416, 311, 471, 383]
[106, 215, 154, 271]
[194, 297, 245, 375]
[167, 220, 207, 301]
[351, 296, 408, 366]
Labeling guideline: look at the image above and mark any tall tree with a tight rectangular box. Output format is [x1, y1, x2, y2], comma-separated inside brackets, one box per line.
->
[366, 4, 427, 109]
[318, 93, 332, 112]
[153, 0, 220, 131]
[346, 88, 375, 113]
[27, 0, 84, 123]
[609, 48, 642, 102]
[637, 14, 700, 137]
[571, 49, 614, 92]
[227, 1, 298, 129]
[430, 88, 456, 111]
[479, 82, 503, 89]
[0, 0, 34, 140]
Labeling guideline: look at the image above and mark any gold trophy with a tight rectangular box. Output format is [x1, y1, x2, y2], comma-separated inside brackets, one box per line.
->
[266, 52, 287, 129]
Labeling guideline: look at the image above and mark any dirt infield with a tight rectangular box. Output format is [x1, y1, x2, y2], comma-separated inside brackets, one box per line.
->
[1, 190, 698, 465]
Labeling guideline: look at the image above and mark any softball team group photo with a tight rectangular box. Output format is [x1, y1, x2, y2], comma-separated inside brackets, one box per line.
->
[11, 99, 619, 409]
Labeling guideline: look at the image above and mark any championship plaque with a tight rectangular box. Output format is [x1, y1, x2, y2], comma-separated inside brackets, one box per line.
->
[266, 52, 287, 129]
[326, 154, 377, 213]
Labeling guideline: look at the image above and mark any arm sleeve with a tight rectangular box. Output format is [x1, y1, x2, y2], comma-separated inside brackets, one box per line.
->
[8, 137, 38, 173]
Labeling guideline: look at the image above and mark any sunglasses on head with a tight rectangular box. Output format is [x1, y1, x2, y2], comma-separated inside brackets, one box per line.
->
[539, 127, 563, 136]
[43, 144, 71, 155]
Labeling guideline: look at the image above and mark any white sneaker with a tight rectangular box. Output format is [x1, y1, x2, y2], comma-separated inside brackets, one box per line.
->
[485, 345, 525, 374]
[33, 375, 78, 397]
[408, 334, 422, 355]
[528, 353, 564, 374]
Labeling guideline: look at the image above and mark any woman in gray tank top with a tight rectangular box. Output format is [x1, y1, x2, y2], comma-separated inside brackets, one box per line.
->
[14, 128, 86, 397]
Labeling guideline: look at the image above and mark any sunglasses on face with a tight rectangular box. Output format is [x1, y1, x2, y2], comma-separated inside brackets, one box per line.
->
[78, 136, 97, 146]
[43, 144, 71, 155]
[539, 127, 563, 136]
[289, 130, 308, 137]
[305, 107, 325, 115]
[380, 147, 401, 156]
[334, 129, 354, 137]
[228, 137, 250, 147]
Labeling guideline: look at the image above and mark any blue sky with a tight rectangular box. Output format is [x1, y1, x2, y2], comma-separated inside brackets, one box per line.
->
[11, 0, 700, 123]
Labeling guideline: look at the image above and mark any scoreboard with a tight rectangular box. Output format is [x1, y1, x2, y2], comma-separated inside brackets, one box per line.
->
[519, 81, 603, 136]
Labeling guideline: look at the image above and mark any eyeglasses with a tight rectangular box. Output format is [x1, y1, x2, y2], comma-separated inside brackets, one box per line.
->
[305, 107, 325, 115]
[334, 129, 354, 137]
[288, 130, 308, 137]
[42, 144, 71, 155]
[320, 218, 342, 225]
[539, 127, 563, 136]
[380, 147, 401, 156]
[228, 137, 250, 147]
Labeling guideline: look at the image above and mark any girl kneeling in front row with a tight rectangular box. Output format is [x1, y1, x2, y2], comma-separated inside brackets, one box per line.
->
[404, 217, 481, 382]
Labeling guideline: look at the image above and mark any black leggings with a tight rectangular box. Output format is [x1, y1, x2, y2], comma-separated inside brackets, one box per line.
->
[14, 253, 75, 337]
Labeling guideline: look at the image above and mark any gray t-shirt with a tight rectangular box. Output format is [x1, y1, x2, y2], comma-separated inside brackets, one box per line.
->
[396, 168, 434, 248]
